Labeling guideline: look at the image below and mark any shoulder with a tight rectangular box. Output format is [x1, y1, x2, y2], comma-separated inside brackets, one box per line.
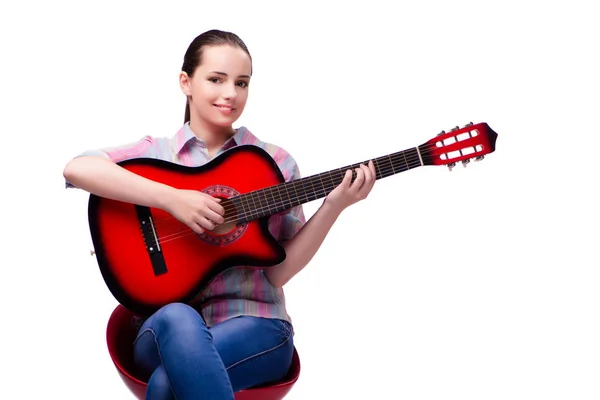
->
[237, 126, 299, 170]
[72, 133, 176, 165]
[101, 135, 163, 162]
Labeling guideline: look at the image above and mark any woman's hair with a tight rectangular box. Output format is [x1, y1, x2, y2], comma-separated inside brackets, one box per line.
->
[181, 29, 252, 123]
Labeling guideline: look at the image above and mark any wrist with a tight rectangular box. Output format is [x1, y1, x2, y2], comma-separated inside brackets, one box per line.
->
[321, 199, 344, 218]
[155, 184, 178, 212]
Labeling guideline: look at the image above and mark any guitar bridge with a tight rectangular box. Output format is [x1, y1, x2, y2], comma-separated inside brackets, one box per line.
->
[141, 217, 160, 254]
[135, 205, 168, 276]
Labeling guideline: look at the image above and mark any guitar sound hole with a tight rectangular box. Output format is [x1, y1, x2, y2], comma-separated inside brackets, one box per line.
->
[212, 221, 236, 235]
[197, 185, 248, 246]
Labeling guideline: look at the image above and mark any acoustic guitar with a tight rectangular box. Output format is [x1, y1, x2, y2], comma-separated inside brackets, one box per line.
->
[88, 122, 498, 316]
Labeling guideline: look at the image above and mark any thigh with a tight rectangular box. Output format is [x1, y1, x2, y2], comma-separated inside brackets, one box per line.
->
[210, 316, 295, 392]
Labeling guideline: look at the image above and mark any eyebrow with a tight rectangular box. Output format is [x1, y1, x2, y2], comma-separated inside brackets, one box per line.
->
[210, 71, 251, 79]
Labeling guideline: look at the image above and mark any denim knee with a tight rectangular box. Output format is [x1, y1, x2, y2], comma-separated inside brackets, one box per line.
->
[140, 302, 209, 338]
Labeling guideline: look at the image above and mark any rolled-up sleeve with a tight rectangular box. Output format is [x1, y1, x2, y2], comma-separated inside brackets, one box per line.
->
[65, 136, 155, 189]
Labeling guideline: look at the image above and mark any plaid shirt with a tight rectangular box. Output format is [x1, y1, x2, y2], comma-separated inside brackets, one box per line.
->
[66, 123, 306, 326]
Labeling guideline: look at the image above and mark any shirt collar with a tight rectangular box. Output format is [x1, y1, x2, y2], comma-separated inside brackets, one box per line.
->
[170, 123, 247, 155]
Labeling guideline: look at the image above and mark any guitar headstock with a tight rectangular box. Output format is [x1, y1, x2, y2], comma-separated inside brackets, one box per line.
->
[420, 122, 498, 171]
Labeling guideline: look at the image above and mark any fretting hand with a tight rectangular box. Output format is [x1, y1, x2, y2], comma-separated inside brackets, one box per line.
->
[324, 160, 376, 213]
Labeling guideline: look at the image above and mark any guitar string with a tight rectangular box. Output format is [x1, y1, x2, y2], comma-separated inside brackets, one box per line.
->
[154, 156, 428, 245]
[151, 143, 442, 228]
[158, 147, 482, 244]
[151, 130, 481, 228]
[151, 145, 468, 245]
[150, 152, 417, 228]
[150, 141, 483, 246]
[152, 149, 426, 231]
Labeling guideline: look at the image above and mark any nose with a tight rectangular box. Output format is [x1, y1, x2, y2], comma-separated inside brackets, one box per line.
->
[222, 83, 238, 100]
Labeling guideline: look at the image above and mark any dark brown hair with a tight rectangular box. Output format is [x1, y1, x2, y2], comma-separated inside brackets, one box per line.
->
[181, 29, 252, 123]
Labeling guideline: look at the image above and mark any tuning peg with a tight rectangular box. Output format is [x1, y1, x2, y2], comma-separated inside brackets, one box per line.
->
[462, 159, 470, 167]
[451, 126, 459, 132]
[465, 122, 474, 127]
[437, 130, 446, 136]
[447, 162, 456, 171]
[474, 155, 485, 162]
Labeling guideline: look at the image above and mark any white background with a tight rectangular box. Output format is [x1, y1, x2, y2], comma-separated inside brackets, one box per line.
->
[2, 0, 599, 399]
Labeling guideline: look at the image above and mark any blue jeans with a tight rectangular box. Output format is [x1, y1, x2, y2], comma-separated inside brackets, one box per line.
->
[133, 303, 295, 400]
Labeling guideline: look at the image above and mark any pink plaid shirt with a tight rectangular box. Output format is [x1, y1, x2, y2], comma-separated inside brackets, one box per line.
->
[67, 123, 306, 326]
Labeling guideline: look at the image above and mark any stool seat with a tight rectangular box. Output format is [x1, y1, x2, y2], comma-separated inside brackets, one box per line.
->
[106, 304, 300, 400]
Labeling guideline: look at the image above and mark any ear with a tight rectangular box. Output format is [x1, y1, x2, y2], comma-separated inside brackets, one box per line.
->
[179, 71, 192, 96]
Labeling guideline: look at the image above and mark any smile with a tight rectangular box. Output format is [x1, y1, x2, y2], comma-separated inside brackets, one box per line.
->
[214, 104, 235, 112]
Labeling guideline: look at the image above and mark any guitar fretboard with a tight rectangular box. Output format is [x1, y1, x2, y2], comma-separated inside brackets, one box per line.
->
[229, 146, 426, 223]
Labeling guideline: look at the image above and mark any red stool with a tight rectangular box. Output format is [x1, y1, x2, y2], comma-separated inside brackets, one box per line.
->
[106, 304, 301, 400]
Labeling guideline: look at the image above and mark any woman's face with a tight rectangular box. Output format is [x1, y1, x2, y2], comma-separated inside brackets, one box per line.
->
[181, 44, 252, 129]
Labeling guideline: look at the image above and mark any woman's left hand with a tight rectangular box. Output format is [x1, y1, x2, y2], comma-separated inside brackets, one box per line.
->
[324, 160, 377, 213]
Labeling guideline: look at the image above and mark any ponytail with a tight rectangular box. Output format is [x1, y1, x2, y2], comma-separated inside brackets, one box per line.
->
[184, 99, 190, 124]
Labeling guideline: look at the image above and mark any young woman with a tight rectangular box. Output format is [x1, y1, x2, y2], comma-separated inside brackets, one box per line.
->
[63, 29, 377, 400]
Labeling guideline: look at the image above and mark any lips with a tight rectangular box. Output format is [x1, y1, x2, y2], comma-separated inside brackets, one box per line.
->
[214, 104, 235, 112]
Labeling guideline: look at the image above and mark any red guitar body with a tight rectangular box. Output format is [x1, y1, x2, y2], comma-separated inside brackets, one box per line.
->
[89, 146, 287, 317]
[88, 122, 498, 316]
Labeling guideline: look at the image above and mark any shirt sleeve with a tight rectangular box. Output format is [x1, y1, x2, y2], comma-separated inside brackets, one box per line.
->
[268, 150, 307, 243]
[65, 135, 156, 189]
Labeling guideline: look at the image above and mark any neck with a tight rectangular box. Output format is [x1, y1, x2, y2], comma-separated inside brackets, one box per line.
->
[188, 118, 235, 150]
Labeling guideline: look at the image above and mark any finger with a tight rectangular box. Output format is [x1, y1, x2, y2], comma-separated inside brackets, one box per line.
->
[358, 164, 371, 193]
[201, 193, 222, 204]
[340, 169, 352, 187]
[190, 223, 204, 235]
[358, 164, 375, 198]
[368, 160, 377, 178]
[351, 167, 365, 191]
[363, 163, 374, 186]
[205, 208, 225, 224]
[361, 163, 371, 182]
[207, 201, 226, 216]
[197, 216, 216, 231]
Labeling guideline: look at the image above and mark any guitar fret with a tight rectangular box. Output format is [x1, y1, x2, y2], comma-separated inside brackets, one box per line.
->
[387, 154, 396, 174]
[278, 185, 287, 212]
[233, 198, 243, 223]
[240, 191, 250, 218]
[316, 175, 326, 199]
[292, 180, 305, 205]
[258, 188, 268, 218]
[282, 181, 292, 209]
[327, 171, 335, 193]
[310, 176, 320, 201]
[374, 159, 382, 179]
[249, 191, 258, 217]
[273, 186, 282, 213]
[267, 187, 277, 214]
[315, 176, 322, 198]
[294, 179, 310, 203]
[401, 151, 409, 171]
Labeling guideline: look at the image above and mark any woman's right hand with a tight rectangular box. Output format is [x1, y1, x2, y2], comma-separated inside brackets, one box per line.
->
[163, 189, 225, 234]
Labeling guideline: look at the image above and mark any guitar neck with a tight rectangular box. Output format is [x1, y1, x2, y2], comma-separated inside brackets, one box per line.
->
[231, 146, 426, 223]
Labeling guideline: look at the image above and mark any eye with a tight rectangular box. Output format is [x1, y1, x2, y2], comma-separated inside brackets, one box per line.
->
[208, 77, 222, 83]
[236, 81, 249, 88]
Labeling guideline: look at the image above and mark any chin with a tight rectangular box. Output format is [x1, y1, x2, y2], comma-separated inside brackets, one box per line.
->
[213, 118, 238, 127]
[212, 113, 241, 126]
